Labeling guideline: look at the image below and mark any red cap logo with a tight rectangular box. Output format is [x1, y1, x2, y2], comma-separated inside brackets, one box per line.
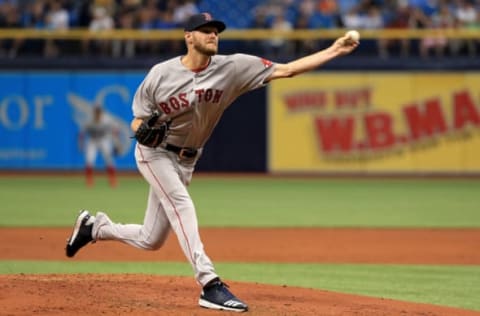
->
[203, 13, 212, 21]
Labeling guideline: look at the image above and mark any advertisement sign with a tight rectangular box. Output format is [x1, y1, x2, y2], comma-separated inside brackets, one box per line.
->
[269, 73, 480, 173]
[0, 72, 144, 169]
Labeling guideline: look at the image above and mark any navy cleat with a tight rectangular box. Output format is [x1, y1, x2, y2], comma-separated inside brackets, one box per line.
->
[199, 278, 248, 312]
[66, 210, 94, 257]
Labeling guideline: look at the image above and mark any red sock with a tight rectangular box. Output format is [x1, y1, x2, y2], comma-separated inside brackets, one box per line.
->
[107, 166, 117, 187]
[85, 166, 94, 187]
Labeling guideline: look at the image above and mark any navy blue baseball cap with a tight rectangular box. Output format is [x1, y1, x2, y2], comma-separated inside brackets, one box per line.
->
[184, 13, 226, 33]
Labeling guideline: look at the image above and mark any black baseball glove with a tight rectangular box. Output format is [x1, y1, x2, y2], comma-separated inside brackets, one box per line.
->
[134, 111, 170, 148]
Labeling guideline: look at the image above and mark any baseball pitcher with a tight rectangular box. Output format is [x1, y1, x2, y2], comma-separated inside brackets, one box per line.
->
[66, 12, 359, 312]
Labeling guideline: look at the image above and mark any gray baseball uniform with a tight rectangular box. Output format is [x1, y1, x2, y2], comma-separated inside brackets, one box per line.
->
[92, 53, 275, 286]
[81, 113, 117, 167]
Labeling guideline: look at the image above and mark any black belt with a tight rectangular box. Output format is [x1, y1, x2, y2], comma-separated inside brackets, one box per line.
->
[165, 144, 198, 159]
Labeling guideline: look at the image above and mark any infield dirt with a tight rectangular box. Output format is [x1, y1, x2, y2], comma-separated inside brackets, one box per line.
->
[1, 227, 480, 315]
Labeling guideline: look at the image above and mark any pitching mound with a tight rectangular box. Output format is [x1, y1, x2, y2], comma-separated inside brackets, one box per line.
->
[2, 274, 478, 316]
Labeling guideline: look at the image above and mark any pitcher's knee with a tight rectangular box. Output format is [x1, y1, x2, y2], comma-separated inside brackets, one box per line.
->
[138, 231, 166, 250]
[141, 239, 164, 250]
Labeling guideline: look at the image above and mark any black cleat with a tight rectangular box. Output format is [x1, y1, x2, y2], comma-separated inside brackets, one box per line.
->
[66, 210, 94, 257]
[199, 278, 248, 312]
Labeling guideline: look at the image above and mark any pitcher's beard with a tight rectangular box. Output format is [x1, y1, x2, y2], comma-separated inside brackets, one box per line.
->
[194, 43, 217, 56]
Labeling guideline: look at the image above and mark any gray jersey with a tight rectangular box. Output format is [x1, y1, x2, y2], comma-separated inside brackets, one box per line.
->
[132, 53, 275, 149]
[82, 115, 116, 141]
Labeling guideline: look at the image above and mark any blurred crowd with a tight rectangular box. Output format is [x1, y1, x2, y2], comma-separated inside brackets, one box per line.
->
[252, 0, 480, 58]
[0, 0, 479, 59]
[0, 0, 199, 58]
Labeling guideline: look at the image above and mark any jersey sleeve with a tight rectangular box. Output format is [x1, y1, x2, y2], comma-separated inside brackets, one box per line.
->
[132, 66, 160, 118]
[231, 54, 275, 95]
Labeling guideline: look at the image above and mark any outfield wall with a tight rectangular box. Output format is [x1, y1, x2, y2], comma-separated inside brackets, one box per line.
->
[269, 72, 480, 174]
[0, 71, 479, 174]
[0, 71, 266, 172]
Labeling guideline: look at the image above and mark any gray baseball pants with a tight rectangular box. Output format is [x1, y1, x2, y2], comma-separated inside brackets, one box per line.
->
[92, 143, 217, 286]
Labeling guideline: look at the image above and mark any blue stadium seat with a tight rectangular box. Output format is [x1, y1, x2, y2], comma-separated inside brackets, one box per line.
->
[197, 0, 259, 29]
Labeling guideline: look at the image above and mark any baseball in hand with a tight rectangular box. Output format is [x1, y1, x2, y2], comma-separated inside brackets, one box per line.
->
[345, 30, 360, 42]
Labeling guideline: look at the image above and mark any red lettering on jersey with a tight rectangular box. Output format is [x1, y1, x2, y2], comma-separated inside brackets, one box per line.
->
[159, 102, 171, 114]
[213, 90, 223, 103]
[195, 89, 223, 104]
[195, 89, 205, 102]
[179, 93, 189, 107]
[261, 58, 273, 68]
[159, 89, 224, 114]
[169, 96, 180, 110]
[204, 89, 213, 102]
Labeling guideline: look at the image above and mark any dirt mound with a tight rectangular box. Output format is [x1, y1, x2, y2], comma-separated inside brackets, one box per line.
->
[1, 274, 478, 316]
